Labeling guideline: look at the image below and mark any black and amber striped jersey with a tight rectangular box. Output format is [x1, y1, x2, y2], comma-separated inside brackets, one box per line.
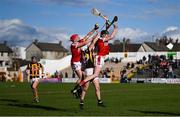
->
[27, 62, 43, 79]
[83, 49, 95, 68]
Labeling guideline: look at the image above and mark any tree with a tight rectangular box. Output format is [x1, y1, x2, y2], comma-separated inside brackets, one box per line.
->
[175, 39, 179, 44]
[113, 39, 121, 45]
[122, 37, 131, 52]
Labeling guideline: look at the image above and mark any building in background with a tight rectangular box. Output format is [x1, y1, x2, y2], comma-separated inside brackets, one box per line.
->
[26, 40, 68, 60]
[12, 46, 26, 60]
[0, 41, 13, 69]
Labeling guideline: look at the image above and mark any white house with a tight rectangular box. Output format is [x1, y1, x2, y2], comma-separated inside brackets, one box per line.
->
[0, 42, 13, 69]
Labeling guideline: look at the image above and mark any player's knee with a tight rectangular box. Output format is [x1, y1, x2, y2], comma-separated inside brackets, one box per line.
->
[32, 85, 37, 90]
[94, 73, 99, 78]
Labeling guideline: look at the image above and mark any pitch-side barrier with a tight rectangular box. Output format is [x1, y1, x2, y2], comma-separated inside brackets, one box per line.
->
[39, 78, 180, 84]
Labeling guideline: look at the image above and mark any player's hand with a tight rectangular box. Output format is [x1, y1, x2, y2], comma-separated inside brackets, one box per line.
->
[94, 23, 99, 30]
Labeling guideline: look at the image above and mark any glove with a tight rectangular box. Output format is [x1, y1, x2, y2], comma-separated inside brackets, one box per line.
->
[94, 23, 99, 30]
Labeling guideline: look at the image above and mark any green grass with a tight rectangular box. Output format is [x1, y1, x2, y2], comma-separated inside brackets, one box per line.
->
[0, 82, 180, 116]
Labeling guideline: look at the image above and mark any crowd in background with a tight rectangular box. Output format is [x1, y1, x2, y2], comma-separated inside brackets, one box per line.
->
[120, 54, 180, 83]
[147, 55, 179, 78]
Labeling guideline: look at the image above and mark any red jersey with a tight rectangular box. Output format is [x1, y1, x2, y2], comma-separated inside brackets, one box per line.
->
[96, 37, 109, 56]
[71, 42, 81, 63]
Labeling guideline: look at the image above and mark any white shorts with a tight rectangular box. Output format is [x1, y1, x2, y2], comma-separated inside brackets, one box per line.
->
[85, 68, 94, 76]
[30, 78, 40, 84]
[71, 62, 82, 71]
[85, 68, 99, 80]
[95, 55, 105, 67]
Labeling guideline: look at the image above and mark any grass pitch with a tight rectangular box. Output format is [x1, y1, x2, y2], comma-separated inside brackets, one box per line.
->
[0, 82, 180, 116]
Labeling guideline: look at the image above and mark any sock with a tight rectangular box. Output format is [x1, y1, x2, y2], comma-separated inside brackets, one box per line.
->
[79, 80, 86, 86]
[80, 99, 84, 104]
[73, 84, 79, 90]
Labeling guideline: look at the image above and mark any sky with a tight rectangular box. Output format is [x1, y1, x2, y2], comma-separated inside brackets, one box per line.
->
[0, 0, 180, 47]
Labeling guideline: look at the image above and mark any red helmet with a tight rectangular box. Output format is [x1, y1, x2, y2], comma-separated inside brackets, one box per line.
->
[70, 34, 79, 42]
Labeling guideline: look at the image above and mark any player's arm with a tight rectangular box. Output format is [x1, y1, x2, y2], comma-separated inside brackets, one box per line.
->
[76, 25, 99, 48]
[88, 32, 99, 51]
[105, 23, 118, 41]
[75, 37, 93, 48]
[26, 64, 30, 75]
[83, 29, 96, 41]
[83, 23, 99, 41]
[40, 63, 44, 77]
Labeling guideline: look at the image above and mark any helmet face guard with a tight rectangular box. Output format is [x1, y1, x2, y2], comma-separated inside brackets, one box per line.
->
[31, 56, 37, 63]
[31, 56, 37, 60]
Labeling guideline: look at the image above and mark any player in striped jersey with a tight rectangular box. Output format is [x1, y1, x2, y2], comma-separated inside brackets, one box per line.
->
[26, 56, 44, 103]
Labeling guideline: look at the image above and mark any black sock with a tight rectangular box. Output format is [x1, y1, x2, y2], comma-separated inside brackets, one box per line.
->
[80, 99, 84, 104]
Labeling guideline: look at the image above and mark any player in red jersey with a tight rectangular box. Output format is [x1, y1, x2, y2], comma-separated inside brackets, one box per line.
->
[70, 24, 99, 96]
[79, 48, 104, 109]
[72, 23, 118, 105]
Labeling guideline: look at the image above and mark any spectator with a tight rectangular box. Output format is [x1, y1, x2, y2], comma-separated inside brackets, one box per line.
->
[143, 56, 146, 63]
[168, 65, 173, 78]
[120, 69, 127, 83]
[131, 63, 135, 68]
[60, 72, 63, 78]
[115, 58, 118, 64]
[55, 70, 59, 78]
[126, 63, 130, 69]
[136, 67, 140, 74]
[148, 54, 152, 63]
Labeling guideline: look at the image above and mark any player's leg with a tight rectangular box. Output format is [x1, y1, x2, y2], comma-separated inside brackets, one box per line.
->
[72, 56, 104, 96]
[79, 65, 101, 86]
[92, 78, 101, 101]
[31, 79, 40, 102]
[75, 69, 83, 83]
[79, 56, 104, 86]
[79, 68, 93, 109]
[72, 57, 103, 93]
[72, 65, 101, 95]
[79, 81, 89, 109]
[72, 62, 83, 83]
[92, 78, 105, 107]
[71, 69, 83, 98]
[71, 62, 84, 97]
[80, 82, 89, 100]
